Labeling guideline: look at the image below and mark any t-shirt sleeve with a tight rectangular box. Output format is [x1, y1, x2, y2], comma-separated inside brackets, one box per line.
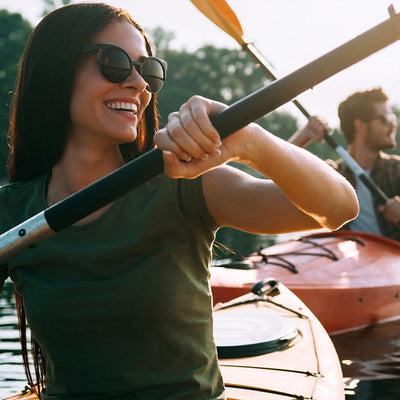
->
[177, 176, 219, 232]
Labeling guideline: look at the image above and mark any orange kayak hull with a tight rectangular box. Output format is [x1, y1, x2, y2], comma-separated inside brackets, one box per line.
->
[211, 231, 400, 334]
[216, 281, 344, 399]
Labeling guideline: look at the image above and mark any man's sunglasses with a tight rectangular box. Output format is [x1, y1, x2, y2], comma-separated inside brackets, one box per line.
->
[366, 113, 398, 126]
[81, 43, 167, 93]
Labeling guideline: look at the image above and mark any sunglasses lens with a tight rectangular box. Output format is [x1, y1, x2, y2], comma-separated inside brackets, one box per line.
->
[100, 47, 131, 83]
[141, 58, 166, 92]
[96, 46, 166, 91]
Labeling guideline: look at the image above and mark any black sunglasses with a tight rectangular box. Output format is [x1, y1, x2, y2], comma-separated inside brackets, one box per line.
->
[81, 43, 167, 93]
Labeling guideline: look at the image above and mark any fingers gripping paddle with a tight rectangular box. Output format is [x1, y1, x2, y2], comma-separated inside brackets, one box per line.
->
[1, 8, 400, 262]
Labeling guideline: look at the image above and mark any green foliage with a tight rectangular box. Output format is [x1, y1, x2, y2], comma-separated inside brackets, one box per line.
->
[260, 110, 298, 140]
[388, 105, 400, 156]
[0, 10, 32, 181]
[156, 43, 270, 126]
[42, 0, 71, 16]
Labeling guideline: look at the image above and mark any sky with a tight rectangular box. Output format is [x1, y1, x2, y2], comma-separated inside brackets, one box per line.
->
[2, 0, 400, 128]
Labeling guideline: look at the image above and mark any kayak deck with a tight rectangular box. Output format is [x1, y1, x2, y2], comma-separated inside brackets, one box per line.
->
[214, 280, 344, 399]
[211, 230, 400, 333]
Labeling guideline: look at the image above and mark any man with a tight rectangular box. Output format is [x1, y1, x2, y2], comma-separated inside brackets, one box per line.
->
[289, 87, 400, 241]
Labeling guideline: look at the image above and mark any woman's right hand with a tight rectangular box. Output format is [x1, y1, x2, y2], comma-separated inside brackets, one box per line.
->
[154, 95, 247, 179]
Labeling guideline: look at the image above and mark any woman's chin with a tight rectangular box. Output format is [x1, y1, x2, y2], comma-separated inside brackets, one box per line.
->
[118, 131, 138, 144]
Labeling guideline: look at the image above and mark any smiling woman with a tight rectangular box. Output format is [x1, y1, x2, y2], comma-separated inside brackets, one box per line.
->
[0, 2, 359, 400]
[65, 21, 154, 167]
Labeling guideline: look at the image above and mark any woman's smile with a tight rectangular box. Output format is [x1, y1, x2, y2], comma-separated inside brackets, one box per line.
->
[105, 98, 139, 120]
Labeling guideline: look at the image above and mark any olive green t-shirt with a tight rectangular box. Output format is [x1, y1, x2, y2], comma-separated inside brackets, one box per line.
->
[0, 173, 225, 399]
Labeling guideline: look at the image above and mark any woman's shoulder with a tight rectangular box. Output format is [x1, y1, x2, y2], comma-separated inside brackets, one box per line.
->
[0, 174, 49, 206]
[0, 174, 49, 234]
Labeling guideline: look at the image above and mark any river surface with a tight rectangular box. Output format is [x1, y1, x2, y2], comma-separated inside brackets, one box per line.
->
[0, 279, 399, 399]
[331, 319, 400, 399]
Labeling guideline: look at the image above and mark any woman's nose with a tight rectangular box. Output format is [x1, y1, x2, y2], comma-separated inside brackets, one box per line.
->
[121, 67, 149, 92]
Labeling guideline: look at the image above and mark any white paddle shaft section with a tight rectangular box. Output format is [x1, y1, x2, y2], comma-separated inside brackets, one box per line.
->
[324, 133, 390, 204]
[335, 146, 389, 203]
[333, 146, 367, 176]
[0, 211, 54, 264]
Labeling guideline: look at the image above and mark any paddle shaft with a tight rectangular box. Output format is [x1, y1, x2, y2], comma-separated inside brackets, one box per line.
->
[192, 0, 392, 204]
[242, 42, 311, 119]
[240, 16, 390, 205]
[1, 10, 400, 263]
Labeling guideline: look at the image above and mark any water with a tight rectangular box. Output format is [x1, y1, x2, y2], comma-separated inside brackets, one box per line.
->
[331, 320, 400, 399]
[0, 279, 399, 399]
[0, 280, 28, 398]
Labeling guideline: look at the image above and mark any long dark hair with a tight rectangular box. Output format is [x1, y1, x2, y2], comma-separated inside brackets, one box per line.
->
[8, 3, 160, 397]
[8, 2, 159, 183]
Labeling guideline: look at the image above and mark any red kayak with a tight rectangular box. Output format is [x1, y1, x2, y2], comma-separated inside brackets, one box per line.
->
[211, 230, 400, 334]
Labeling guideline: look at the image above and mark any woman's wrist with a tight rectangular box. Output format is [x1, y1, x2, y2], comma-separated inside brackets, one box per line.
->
[231, 124, 278, 169]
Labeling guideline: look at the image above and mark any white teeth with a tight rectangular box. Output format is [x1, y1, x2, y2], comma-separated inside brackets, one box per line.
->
[106, 102, 137, 114]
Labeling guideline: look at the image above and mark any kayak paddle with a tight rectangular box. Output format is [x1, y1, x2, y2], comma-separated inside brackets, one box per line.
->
[190, 0, 393, 205]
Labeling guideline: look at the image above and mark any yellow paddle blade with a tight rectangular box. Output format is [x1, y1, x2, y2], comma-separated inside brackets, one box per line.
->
[190, 0, 245, 45]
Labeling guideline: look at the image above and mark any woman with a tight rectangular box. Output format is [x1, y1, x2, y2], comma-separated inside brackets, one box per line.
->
[0, 3, 358, 399]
